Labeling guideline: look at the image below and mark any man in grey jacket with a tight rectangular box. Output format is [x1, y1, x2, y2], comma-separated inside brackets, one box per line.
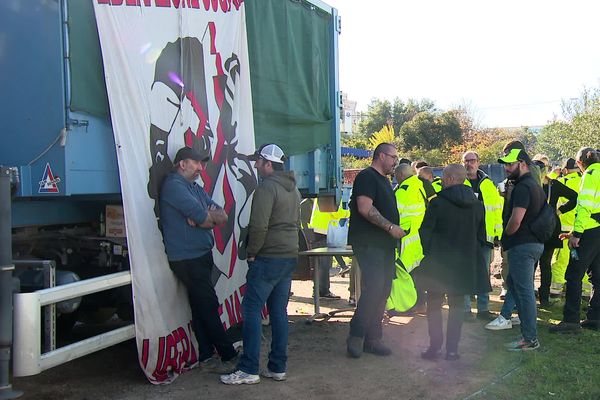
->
[221, 143, 301, 385]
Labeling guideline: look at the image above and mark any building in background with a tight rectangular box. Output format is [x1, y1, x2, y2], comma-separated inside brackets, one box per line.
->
[340, 92, 361, 135]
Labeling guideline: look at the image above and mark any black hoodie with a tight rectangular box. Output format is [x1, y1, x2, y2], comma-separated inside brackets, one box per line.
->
[417, 184, 491, 295]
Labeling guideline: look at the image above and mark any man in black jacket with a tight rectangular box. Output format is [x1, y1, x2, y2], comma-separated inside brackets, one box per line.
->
[418, 164, 488, 361]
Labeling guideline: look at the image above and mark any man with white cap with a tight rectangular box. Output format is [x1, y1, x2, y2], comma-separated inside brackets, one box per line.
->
[221, 143, 301, 385]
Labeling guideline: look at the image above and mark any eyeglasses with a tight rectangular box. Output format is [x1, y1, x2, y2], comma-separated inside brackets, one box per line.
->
[383, 152, 398, 161]
[463, 158, 478, 163]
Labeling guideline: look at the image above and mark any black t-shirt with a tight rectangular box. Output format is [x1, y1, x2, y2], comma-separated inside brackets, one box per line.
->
[468, 177, 481, 200]
[502, 172, 545, 250]
[348, 167, 399, 249]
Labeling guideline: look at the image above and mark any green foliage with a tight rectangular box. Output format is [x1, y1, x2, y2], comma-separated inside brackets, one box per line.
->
[536, 121, 576, 160]
[368, 125, 395, 150]
[341, 155, 370, 170]
[399, 111, 462, 151]
[534, 88, 600, 163]
[341, 133, 370, 149]
[355, 97, 436, 137]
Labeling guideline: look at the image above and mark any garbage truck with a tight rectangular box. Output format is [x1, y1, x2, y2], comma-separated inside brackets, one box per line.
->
[0, 0, 341, 379]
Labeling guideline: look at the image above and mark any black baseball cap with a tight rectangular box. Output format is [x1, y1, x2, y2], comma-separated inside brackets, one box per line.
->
[562, 158, 577, 170]
[173, 146, 210, 164]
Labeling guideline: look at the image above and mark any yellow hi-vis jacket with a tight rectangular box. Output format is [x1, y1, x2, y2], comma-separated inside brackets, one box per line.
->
[308, 200, 350, 235]
[464, 173, 503, 245]
[573, 163, 600, 236]
[395, 174, 427, 272]
[432, 177, 443, 193]
[557, 172, 582, 232]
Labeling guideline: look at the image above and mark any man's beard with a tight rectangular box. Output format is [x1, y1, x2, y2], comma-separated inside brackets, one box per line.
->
[506, 168, 520, 180]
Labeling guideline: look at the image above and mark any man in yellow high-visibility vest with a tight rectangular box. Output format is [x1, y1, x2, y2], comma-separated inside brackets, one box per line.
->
[462, 151, 503, 321]
[550, 158, 592, 298]
[386, 163, 427, 313]
[308, 199, 350, 299]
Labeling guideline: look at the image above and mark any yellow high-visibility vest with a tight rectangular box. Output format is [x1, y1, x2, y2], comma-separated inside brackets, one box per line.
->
[557, 172, 581, 232]
[395, 175, 427, 272]
[308, 200, 350, 235]
[573, 163, 600, 234]
[432, 177, 443, 193]
[464, 175, 503, 244]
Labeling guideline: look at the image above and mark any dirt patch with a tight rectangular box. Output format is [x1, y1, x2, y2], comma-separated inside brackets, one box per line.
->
[14, 261, 509, 400]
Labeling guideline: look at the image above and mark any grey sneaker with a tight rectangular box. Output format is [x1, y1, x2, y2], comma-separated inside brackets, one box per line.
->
[346, 336, 364, 358]
[220, 370, 260, 385]
[262, 369, 287, 381]
[506, 338, 540, 352]
[199, 357, 220, 372]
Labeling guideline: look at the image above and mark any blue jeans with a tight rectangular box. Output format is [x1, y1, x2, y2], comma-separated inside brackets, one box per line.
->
[506, 243, 544, 342]
[500, 288, 517, 319]
[238, 256, 297, 375]
[464, 247, 492, 313]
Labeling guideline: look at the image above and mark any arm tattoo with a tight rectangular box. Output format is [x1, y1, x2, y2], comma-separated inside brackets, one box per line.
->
[366, 205, 393, 231]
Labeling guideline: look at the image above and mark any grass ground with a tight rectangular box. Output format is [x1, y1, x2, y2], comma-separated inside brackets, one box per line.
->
[461, 297, 600, 400]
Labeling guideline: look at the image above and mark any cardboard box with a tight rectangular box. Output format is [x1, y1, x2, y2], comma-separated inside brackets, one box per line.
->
[105, 205, 127, 238]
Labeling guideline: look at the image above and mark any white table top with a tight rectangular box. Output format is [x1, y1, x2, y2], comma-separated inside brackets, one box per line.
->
[299, 246, 353, 257]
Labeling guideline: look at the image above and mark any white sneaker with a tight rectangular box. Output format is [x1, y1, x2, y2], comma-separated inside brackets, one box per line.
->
[220, 370, 260, 385]
[262, 369, 287, 381]
[510, 316, 521, 325]
[499, 289, 507, 300]
[485, 315, 512, 330]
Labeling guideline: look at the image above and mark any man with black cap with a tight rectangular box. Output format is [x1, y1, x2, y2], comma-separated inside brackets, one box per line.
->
[221, 143, 301, 385]
[160, 146, 238, 371]
[497, 148, 546, 351]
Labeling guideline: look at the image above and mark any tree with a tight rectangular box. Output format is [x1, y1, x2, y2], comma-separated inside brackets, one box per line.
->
[355, 97, 436, 137]
[355, 99, 393, 137]
[399, 111, 462, 151]
[534, 87, 600, 162]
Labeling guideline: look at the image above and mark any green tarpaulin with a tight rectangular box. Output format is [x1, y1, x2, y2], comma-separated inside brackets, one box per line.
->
[68, 0, 334, 155]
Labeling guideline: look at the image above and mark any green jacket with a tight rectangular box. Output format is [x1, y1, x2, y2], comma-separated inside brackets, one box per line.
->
[247, 171, 302, 258]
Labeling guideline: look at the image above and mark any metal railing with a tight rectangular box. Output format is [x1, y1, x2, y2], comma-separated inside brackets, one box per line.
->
[12, 271, 135, 377]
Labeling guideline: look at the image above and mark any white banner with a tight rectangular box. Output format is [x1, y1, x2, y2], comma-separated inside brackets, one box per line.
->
[93, 0, 256, 384]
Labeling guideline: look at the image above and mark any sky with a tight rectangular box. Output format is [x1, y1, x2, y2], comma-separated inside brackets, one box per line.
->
[324, 0, 600, 128]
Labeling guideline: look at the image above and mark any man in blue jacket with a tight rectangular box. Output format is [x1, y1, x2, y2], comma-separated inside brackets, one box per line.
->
[160, 146, 238, 371]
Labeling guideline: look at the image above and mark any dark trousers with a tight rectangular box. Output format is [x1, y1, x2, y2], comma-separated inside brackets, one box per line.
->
[563, 227, 600, 323]
[169, 253, 237, 362]
[349, 245, 395, 341]
[313, 233, 332, 295]
[426, 293, 463, 353]
[536, 244, 554, 303]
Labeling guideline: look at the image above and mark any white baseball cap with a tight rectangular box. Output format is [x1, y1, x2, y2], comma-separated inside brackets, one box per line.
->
[248, 143, 285, 164]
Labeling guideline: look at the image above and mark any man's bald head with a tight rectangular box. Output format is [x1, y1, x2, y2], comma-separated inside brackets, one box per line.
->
[395, 163, 414, 184]
[442, 164, 467, 188]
